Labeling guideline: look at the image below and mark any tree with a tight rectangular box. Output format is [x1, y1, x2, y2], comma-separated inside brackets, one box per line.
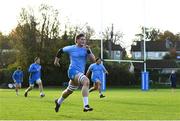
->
[157, 30, 180, 42]
[0, 32, 16, 68]
[9, 4, 60, 69]
[61, 23, 95, 42]
[135, 27, 160, 41]
[113, 31, 124, 45]
[37, 4, 61, 67]
[102, 24, 124, 58]
[38, 4, 60, 48]
[9, 8, 38, 68]
[84, 25, 95, 43]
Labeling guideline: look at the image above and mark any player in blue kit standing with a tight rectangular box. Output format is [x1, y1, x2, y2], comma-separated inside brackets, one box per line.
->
[86, 57, 108, 98]
[12, 66, 23, 96]
[54, 33, 96, 112]
[24, 57, 45, 97]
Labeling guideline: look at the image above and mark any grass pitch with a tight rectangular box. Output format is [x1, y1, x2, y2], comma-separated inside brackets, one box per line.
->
[0, 88, 180, 120]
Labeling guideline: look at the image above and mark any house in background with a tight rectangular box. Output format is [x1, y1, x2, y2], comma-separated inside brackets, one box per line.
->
[131, 41, 180, 60]
[131, 40, 180, 60]
[131, 40, 180, 83]
[104, 41, 123, 60]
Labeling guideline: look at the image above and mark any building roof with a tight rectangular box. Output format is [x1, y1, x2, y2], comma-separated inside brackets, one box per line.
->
[104, 41, 123, 51]
[131, 41, 180, 52]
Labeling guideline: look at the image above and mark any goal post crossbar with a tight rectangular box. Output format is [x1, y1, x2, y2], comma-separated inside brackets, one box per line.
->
[103, 59, 144, 63]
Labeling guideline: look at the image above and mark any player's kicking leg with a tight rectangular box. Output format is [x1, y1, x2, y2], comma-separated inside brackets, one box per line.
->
[54, 80, 75, 112]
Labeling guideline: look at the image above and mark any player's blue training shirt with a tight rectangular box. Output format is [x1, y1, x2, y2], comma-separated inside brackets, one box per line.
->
[12, 70, 23, 83]
[28, 63, 41, 82]
[88, 63, 106, 82]
[62, 45, 88, 73]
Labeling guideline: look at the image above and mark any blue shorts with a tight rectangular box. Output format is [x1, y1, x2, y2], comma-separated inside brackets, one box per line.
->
[68, 68, 81, 80]
[15, 82, 22, 85]
[15, 80, 22, 84]
[91, 76, 102, 83]
[29, 78, 41, 86]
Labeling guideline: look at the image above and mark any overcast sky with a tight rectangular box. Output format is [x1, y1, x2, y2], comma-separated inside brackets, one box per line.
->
[0, 0, 180, 49]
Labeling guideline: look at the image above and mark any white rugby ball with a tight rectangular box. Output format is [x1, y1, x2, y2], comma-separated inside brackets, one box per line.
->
[8, 84, 13, 88]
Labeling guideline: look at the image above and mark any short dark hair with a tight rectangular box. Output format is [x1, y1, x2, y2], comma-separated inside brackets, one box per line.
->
[75, 33, 85, 43]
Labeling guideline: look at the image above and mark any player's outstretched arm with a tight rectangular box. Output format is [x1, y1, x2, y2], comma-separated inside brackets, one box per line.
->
[102, 65, 109, 75]
[86, 69, 90, 77]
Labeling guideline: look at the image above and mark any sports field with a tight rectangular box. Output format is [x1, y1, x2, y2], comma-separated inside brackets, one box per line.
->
[0, 88, 180, 120]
